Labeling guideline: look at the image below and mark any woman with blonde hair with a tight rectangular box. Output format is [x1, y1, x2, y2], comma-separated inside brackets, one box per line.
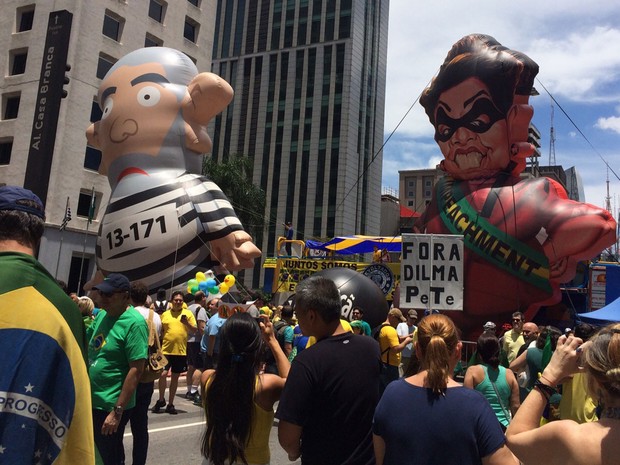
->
[506, 323, 620, 465]
[373, 314, 516, 465]
[77, 295, 95, 328]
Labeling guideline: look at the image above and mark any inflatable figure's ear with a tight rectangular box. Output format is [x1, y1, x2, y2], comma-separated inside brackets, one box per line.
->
[86, 122, 101, 149]
[506, 103, 534, 175]
[86, 123, 107, 175]
[506, 102, 533, 149]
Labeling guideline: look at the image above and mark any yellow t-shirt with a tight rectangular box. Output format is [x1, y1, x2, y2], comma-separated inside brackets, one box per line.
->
[559, 373, 597, 423]
[502, 330, 524, 363]
[379, 324, 401, 366]
[305, 319, 352, 348]
[161, 308, 196, 355]
[204, 376, 274, 464]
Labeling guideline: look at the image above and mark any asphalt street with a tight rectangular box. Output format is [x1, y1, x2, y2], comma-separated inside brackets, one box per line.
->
[123, 381, 300, 465]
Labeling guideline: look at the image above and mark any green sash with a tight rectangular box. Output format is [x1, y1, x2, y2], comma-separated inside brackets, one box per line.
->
[437, 177, 551, 293]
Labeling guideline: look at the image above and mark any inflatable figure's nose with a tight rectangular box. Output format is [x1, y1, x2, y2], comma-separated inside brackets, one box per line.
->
[110, 118, 138, 143]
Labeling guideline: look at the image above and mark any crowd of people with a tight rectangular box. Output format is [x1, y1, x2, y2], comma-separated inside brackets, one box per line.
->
[2, 185, 620, 465]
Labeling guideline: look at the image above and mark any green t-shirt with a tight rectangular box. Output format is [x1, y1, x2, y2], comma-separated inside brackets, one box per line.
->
[87, 306, 148, 410]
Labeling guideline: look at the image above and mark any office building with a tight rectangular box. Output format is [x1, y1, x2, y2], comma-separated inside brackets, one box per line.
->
[210, 0, 389, 287]
[0, 0, 217, 292]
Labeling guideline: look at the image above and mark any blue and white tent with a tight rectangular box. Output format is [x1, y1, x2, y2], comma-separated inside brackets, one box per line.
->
[578, 296, 620, 324]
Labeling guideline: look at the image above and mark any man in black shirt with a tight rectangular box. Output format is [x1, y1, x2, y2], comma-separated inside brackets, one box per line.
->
[276, 276, 381, 465]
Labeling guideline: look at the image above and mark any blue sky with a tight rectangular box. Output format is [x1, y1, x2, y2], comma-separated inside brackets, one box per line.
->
[382, 1, 620, 211]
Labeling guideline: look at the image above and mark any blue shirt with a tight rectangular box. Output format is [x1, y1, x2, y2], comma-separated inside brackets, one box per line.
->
[374, 380, 505, 465]
[201, 313, 227, 353]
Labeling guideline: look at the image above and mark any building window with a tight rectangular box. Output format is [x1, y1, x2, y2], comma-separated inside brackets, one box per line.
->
[3, 94, 21, 120]
[102, 10, 124, 41]
[408, 200, 414, 207]
[90, 100, 102, 123]
[187, 0, 200, 6]
[77, 190, 98, 219]
[184, 16, 199, 43]
[96, 53, 116, 79]
[9, 49, 28, 75]
[0, 138, 13, 164]
[17, 5, 35, 32]
[144, 33, 163, 47]
[407, 191, 414, 197]
[148, 0, 166, 23]
[68, 255, 91, 295]
[84, 146, 102, 171]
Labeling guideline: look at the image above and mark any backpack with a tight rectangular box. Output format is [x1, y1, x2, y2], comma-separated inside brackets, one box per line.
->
[154, 300, 167, 314]
[193, 305, 205, 337]
[372, 323, 390, 341]
[372, 323, 392, 364]
[272, 320, 289, 348]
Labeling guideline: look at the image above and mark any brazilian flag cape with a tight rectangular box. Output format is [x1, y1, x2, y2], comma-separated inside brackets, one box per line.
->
[0, 252, 95, 464]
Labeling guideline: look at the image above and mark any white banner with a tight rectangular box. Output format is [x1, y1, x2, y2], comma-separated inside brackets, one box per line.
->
[400, 234, 464, 311]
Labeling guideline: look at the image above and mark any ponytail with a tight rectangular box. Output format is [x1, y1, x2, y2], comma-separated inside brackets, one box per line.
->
[425, 335, 451, 394]
[416, 314, 460, 396]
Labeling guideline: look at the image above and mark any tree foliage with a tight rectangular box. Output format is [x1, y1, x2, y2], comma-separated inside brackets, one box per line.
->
[202, 154, 265, 240]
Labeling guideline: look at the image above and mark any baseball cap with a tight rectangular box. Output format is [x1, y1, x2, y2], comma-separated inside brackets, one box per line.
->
[483, 321, 496, 331]
[407, 309, 418, 320]
[93, 273, 131, 293]
[350, 320, 363, 329]
[0, 186, 45, 219]
[388, 308, 406, 322]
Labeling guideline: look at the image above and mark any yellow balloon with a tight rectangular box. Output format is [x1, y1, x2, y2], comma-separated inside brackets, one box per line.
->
[196, 271, 206, 282]
[187, 286, 192, 294]
[224, 274, 236, 286]
[219, 283, 229, 294]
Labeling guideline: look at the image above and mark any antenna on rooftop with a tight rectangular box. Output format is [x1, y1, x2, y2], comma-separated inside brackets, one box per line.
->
[548, 102, 556, 166]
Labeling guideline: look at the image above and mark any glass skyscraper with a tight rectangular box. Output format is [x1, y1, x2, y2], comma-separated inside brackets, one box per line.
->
[209, 0, 389, 287]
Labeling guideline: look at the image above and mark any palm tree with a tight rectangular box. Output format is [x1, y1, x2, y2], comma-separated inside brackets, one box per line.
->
[202, 154, 266, 241]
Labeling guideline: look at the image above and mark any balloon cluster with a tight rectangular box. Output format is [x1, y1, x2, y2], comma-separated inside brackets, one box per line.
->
[186, 270, 236, 297]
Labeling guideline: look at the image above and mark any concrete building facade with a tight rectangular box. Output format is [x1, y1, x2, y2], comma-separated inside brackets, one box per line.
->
[0, 0, 217, 292]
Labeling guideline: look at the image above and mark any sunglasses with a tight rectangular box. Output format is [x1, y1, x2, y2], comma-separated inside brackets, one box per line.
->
[98, 290, 125, 298]
[172, 299, 184, 303]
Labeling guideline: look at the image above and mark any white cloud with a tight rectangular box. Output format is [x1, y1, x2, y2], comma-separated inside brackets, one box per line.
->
[596, 116, 620, 134]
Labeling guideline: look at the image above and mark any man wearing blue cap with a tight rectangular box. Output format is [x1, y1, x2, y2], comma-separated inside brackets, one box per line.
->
[0, 186, 95, 463]
[89, 272, 148, 464]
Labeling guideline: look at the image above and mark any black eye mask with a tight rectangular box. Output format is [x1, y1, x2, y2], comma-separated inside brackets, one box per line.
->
[434, 99, 505, 143]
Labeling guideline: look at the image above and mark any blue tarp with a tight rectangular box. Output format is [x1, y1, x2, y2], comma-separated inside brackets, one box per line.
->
[578, 296, 620, 324]
[305, 235, 402, 255]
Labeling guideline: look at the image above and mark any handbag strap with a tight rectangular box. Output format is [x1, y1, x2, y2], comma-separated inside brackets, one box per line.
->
[487, 366, 511, 420]
[147, 308, 155, 346]
[146, 308, 162, 351]
[152, 314, 162, 351]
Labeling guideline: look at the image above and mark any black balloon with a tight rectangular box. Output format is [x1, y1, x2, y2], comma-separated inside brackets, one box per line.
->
[312, 267, 389, 330]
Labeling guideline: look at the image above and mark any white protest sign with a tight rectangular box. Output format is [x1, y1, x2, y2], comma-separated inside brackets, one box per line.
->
[400, 234, 464, 311]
